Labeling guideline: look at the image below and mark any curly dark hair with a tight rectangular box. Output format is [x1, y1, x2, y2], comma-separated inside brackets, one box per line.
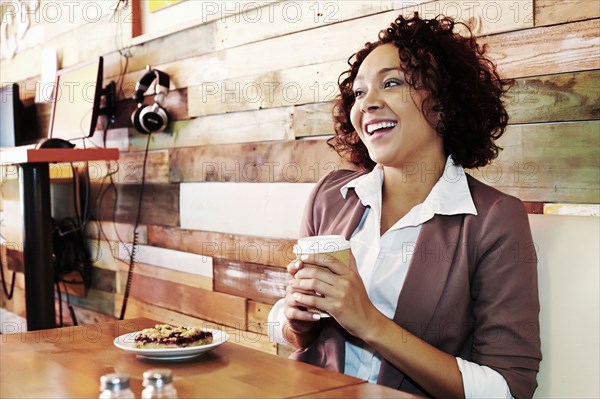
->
[329, 13, 511, 170]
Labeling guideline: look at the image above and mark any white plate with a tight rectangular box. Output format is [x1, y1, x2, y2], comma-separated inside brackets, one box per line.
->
[113, 329, 228, 361]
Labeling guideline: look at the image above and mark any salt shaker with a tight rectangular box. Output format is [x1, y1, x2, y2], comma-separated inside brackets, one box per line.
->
[142, 368, 178, 399]
[99, 373, 135, 399]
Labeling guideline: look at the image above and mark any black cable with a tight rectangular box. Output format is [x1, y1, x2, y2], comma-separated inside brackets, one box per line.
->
[63, 281, 78, 326]
[56, 281, 63, 327]
[0, 262, 16, 300]
[78, 163, 91, 230]
[0, 182, 16, 300]
[119, 132, 152, 320]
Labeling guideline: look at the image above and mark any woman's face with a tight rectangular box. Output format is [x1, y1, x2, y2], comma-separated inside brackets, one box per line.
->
[349, 43, 444, 169]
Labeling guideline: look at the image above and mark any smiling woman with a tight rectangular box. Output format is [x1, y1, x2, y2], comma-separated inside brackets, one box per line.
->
[348, 43, 444, 176]
[269, 13, 541, 399]
[331, 15, 510, 172]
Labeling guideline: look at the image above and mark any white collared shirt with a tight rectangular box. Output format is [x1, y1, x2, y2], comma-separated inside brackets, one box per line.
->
[268, 157, 512, 398]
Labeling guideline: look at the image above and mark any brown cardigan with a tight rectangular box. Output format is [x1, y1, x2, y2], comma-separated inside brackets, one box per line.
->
[289, 169, 542, 399]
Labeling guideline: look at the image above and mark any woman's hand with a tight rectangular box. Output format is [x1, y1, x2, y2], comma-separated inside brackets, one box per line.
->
[281, 259, 321, 347]
[289, 251, 380, 340]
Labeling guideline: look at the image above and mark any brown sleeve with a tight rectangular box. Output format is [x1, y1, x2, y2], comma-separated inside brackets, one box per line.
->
[470, 195, 542, 399]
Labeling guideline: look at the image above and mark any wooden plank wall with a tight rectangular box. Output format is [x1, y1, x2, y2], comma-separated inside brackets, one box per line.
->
[1, 0, 599, 360]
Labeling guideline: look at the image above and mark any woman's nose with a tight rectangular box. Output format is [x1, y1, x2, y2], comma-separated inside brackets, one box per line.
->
[360, 90, 383, 112]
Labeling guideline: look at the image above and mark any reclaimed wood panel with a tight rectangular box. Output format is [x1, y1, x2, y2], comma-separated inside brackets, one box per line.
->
[85, 128, 130, 152]
[55, 302, 116, 327]
[213, 1, 404, 50]
[137, 1, 282, 41]
[169, 139, 351, 183]
[468, 121, 600, 203]
[506, 70, 600, 124]
[397, 0, 533, 36]
[213, 258, 288, 305]
[113, 0, 532, 93]
[121, 1, 407, 79]
[87, 266, 116, 293]
[535, 0, 600, 26]
[291, 102, 336, 138]
[3, 244, 114, 297]
[128, 273, 247, 328]
[12, 1, 517, 86]
[88, 239, 126, 272]
[0, 284, 26, 321]
[169, 106, 293, 146]
[115, 294, 277, 354]
[188, 60, 346, 117]
[3, 243, 24, 273]
[522, 202, 544, 215]
[2, 252, 22, 305]
[247, 301, 273, 337]
[104, 2, 411, 86]
[0, 177, 19, 200]
[179, 182, 315, 239]
[65, 287, 115, 317]
[61, 271, 93, 299]
[115, 261, 212, 293]
[85, 221, 148, 246]
[1, 11, 122, 82]
[147, 225, 295, 268]
[115, 243, 213, 279]
[85, 150, 171, 184]
[482, 18, 600, 78]
[0, 198, 22, 244]
[543, 204, 600, 217]
[277, 342, 296, 358]
[17, 1, 117, 50]
[90, 182, 179, 226]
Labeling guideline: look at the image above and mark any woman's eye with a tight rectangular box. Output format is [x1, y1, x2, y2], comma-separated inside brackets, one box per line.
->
[383, 79, 401, 88]
[353, 89, 365, 98]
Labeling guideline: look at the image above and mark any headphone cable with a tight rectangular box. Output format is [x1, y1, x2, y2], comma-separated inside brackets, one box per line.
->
[119, 131, 152, 320]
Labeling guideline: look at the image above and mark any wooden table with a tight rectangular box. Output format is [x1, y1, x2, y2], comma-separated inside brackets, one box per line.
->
[0, 318, 420, 398]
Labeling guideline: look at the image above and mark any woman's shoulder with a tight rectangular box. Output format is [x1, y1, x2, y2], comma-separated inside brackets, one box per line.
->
[307, 168, 368, 206]
[466, 174, 528, 220]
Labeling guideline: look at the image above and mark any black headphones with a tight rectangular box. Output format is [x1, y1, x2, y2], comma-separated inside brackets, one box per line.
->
[131, 67, 170, 134]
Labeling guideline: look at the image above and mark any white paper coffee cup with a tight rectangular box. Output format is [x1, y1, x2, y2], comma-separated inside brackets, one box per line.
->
[292, 235, 351, 317]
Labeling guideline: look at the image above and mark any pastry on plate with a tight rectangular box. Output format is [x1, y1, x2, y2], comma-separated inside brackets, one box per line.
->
[133, 324, 213, 349]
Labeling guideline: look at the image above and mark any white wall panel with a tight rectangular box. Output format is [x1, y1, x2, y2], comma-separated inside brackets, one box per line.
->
[531, 214, 600, 398]
[117, 244, 213, 278]
[180, 182, 315, 239]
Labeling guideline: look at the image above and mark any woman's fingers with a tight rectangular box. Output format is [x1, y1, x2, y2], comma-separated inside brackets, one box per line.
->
[286, 259, 303, 275]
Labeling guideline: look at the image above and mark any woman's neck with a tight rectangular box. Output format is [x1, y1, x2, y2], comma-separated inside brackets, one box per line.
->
[379, 156, 446, 234]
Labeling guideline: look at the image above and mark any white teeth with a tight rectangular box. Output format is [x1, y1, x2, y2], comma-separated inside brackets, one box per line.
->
[366, 121, 397, 134]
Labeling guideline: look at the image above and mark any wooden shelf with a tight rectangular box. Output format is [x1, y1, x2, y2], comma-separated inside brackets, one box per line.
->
[0, 147, 119, 165]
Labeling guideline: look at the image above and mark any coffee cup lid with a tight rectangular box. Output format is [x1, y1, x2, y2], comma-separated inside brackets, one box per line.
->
[293, 235, 350, 255]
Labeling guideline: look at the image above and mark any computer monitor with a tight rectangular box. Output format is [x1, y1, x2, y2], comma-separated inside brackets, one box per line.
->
[0, 83, 24, 147]
[48, 56, 106, 142]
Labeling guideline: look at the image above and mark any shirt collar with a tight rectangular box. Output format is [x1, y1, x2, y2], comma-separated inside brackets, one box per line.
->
[340, 156, 477, 217]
